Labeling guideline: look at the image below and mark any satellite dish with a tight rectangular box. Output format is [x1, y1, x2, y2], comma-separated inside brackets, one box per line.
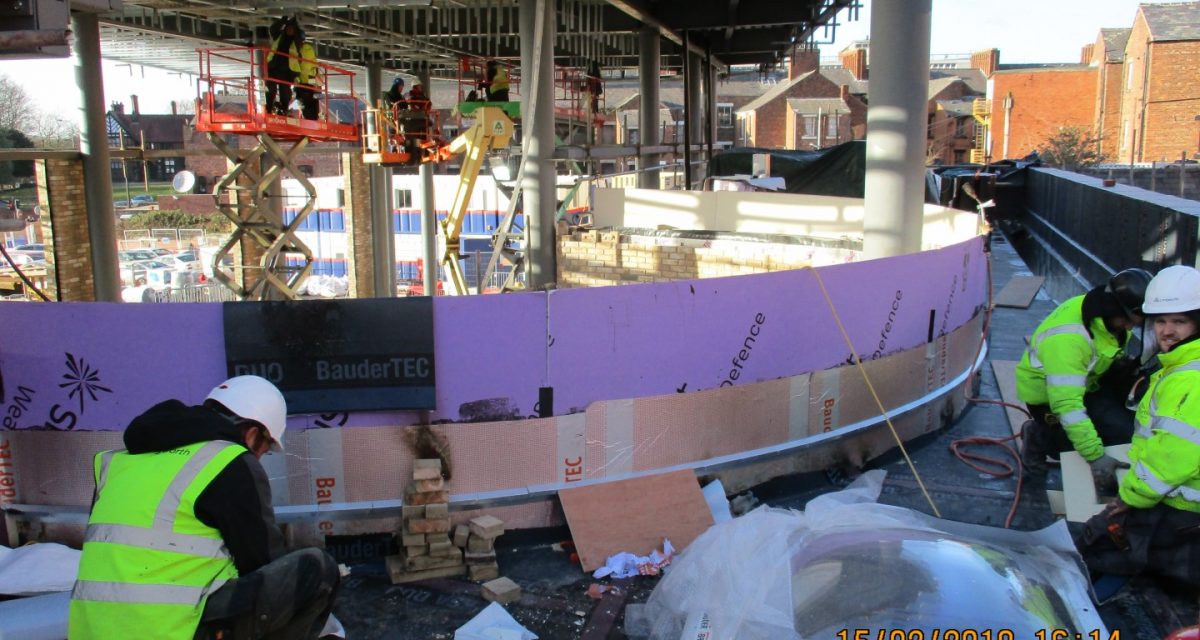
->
[172, 170, 196, 194]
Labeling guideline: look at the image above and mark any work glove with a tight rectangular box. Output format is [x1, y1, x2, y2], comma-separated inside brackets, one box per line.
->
[1090, 454, 1130, 495]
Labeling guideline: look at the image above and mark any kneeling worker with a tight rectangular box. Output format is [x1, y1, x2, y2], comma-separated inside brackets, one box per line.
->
[1077, 265, 1200, 590]
[1016, 268, 1152, 487]
[69, 375, 340, 639]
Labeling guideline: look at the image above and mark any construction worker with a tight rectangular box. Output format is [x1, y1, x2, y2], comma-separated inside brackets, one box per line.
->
[1077, 265, 1200, 590]
[405, 83, 432, 139]
[480, 60, 509, 102]
[265, 17, 300, 116]
[68, 375, 340, 639]
[292, 28, 320, 120]
[383, 77, 406, 110]
[1017, 268, 1153, 485]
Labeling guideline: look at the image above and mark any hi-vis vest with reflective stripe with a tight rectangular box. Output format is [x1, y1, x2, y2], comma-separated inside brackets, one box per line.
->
[1122, 340, 1200, 513]
[69, 441, 246, 640]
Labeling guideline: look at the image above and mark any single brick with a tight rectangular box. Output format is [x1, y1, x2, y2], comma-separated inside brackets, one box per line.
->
[469, 563, 500, 581]
[400, 532, 425, 547]
[466, 535, 494, 553]
[413, 477, 444, 492]
[465, 550, 497, 564]
[413, 459, 442, 480]
[404, 487, 449, 506]
[404, 544, 428, 557]
[468, 515, 505, 540]
[401, 505, 425, 521]
[453, 525, 470, 548]
[406, 517, 452, 534]
[405, 547, 462, 571]
[429, 540, 454, 557]
[424, 503, 449, 519]
[481, 577, 521, 604]
[425, 533, 451, 546]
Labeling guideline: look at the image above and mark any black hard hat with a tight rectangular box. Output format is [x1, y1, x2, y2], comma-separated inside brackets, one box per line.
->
[1106, 268, 1153, 318]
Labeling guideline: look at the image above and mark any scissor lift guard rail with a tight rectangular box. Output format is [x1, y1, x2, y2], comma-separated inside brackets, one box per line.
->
[194, 46, 359, 300]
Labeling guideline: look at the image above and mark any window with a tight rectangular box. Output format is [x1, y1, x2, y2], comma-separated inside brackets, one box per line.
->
[826, 115, 839, 139]
[954, 150, 966, 164]
[802, 115, 817, 139]
[298, 165, 314, 177]
[394, 189, 413, 208]
[717, 104, 734, 127]
[954, 117, 967, 138]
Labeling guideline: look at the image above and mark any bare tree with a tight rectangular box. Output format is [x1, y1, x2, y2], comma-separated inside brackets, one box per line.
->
[0, 74, 36, 133]
[27, 111, 80, 149]
[173, 97, 196, 116]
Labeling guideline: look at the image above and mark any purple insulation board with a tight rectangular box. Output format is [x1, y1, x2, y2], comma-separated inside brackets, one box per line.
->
[0, 237, 986, 432]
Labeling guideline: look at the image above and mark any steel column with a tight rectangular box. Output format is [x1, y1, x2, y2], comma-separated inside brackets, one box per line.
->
[638, 25, 661, 190]
[72, 13, 120, 301]
[367, 60, 395, 297]
[863, 0, 931, 259]
[520, 0, 556, 289]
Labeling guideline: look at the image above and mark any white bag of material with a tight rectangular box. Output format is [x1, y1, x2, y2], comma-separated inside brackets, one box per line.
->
[701, 479, 732, 524]
[0, 543, 80, 596]
[455, 602, 537, 640]
[0, 591, 71, 640]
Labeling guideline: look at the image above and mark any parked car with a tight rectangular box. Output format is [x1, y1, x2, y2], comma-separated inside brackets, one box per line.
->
[119, 249, 159, 262]
[157, 252, 201, 271]
[15, 243, 44, 252]
[131, 195, 156, 206]
[113, 200, 129, 209]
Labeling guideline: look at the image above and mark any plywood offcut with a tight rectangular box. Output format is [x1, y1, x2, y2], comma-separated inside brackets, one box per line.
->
[558, 469, 714, 572]
[994, 275, 1045, 308]
[990, 360, 1028, 446]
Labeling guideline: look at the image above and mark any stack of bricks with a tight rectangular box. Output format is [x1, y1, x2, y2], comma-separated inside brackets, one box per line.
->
[455, 515, 505, 581]
[385, 459, 465, 584]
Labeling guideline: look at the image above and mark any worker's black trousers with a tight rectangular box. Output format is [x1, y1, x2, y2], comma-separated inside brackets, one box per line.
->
[194, 548, 341, 640]
[1027, 388, 1135, 455]
[1077, 502, 1200, 588]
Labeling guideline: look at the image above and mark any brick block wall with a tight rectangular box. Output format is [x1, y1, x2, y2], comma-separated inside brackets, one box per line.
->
[751, 73, 844, 149]
[1119, 15, 1152, 162]
[1094, 60, 1125, 161]
[1143, 40, 1200, 162]
[341, 153, 374, 298]
[36, 159, 95, 301]
[557, 231, 855, 288]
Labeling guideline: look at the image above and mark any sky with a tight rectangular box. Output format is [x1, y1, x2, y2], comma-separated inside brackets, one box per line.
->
[0, 0, 1178, 123]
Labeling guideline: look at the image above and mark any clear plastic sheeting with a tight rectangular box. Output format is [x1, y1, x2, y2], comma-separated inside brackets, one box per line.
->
[625, 471, 1105, 640]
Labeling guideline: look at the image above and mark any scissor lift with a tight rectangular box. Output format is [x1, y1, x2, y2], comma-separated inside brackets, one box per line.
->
[195, 46, 359, 300]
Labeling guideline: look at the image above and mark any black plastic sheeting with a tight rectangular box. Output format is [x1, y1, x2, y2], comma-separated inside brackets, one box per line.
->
[707, 141, 866, 198]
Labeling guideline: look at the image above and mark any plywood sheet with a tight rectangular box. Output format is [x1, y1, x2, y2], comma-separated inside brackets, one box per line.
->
[558, 470, 714, 572]
[1062, 444, 1130, 523]
[990, 360, 1027, 446]
[994, 275, 1045, 308]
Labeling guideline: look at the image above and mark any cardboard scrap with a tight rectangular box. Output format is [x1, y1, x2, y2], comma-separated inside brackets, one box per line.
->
[994, 275, 1045, 308]
[558, 469, 714, 572]
[989, 360, 1028, 447]
[1061, 443, 1131, 523]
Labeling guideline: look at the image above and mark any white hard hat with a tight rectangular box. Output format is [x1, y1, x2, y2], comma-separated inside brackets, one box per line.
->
[1143, 265, 1200, 315]
[206, 375, 287, 453]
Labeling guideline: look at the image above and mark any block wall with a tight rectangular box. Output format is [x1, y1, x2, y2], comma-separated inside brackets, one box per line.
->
[36, 159, 95, 301]
[341, 153, 375, 298]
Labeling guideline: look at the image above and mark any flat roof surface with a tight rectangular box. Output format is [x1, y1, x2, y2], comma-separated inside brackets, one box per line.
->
[326, 231, 1200, 638]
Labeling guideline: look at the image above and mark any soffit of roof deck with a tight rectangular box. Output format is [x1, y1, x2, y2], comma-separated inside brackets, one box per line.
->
[97, 0, 857, 84]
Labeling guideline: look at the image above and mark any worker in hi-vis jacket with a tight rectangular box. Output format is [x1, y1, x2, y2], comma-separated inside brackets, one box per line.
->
[69, 375, 340, 640]
[1077, 265, 1200, 592]
[1016, 268, 1152, 488]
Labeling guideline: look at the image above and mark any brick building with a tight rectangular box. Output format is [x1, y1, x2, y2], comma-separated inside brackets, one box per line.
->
[979, 2, 1200, 164]
[106, 97, 189, 182]
[1117, 2, 1200, 163]
[984, 63, 1098, 161]
[735, 47, 868, 150]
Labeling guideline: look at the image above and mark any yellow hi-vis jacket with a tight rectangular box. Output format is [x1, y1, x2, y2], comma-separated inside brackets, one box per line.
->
[267, 37, 318, 86]
[1121, 338, 1200, 512]
[1015, 294, 1127, 461]
[490, 66, 509, 92]
[69, 441, 246, 639]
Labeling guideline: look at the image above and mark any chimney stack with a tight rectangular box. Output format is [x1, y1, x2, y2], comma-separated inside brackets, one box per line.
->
[130, 95, 140, 120]
[788, 45, 820, 81]
[970, 49, 1000, 77]
[1080, 43, 1096, 65]
[110, 101, 124, 114]
[840, 84, 850, 103]
[170, 100, 177, 115]
[839, 42, 868, 81]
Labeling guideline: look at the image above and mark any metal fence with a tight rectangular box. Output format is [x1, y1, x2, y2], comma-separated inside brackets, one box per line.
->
[141, 283, 240, 303]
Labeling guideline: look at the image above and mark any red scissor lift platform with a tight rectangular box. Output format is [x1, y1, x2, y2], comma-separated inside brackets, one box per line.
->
[194, 46, 359, 300]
